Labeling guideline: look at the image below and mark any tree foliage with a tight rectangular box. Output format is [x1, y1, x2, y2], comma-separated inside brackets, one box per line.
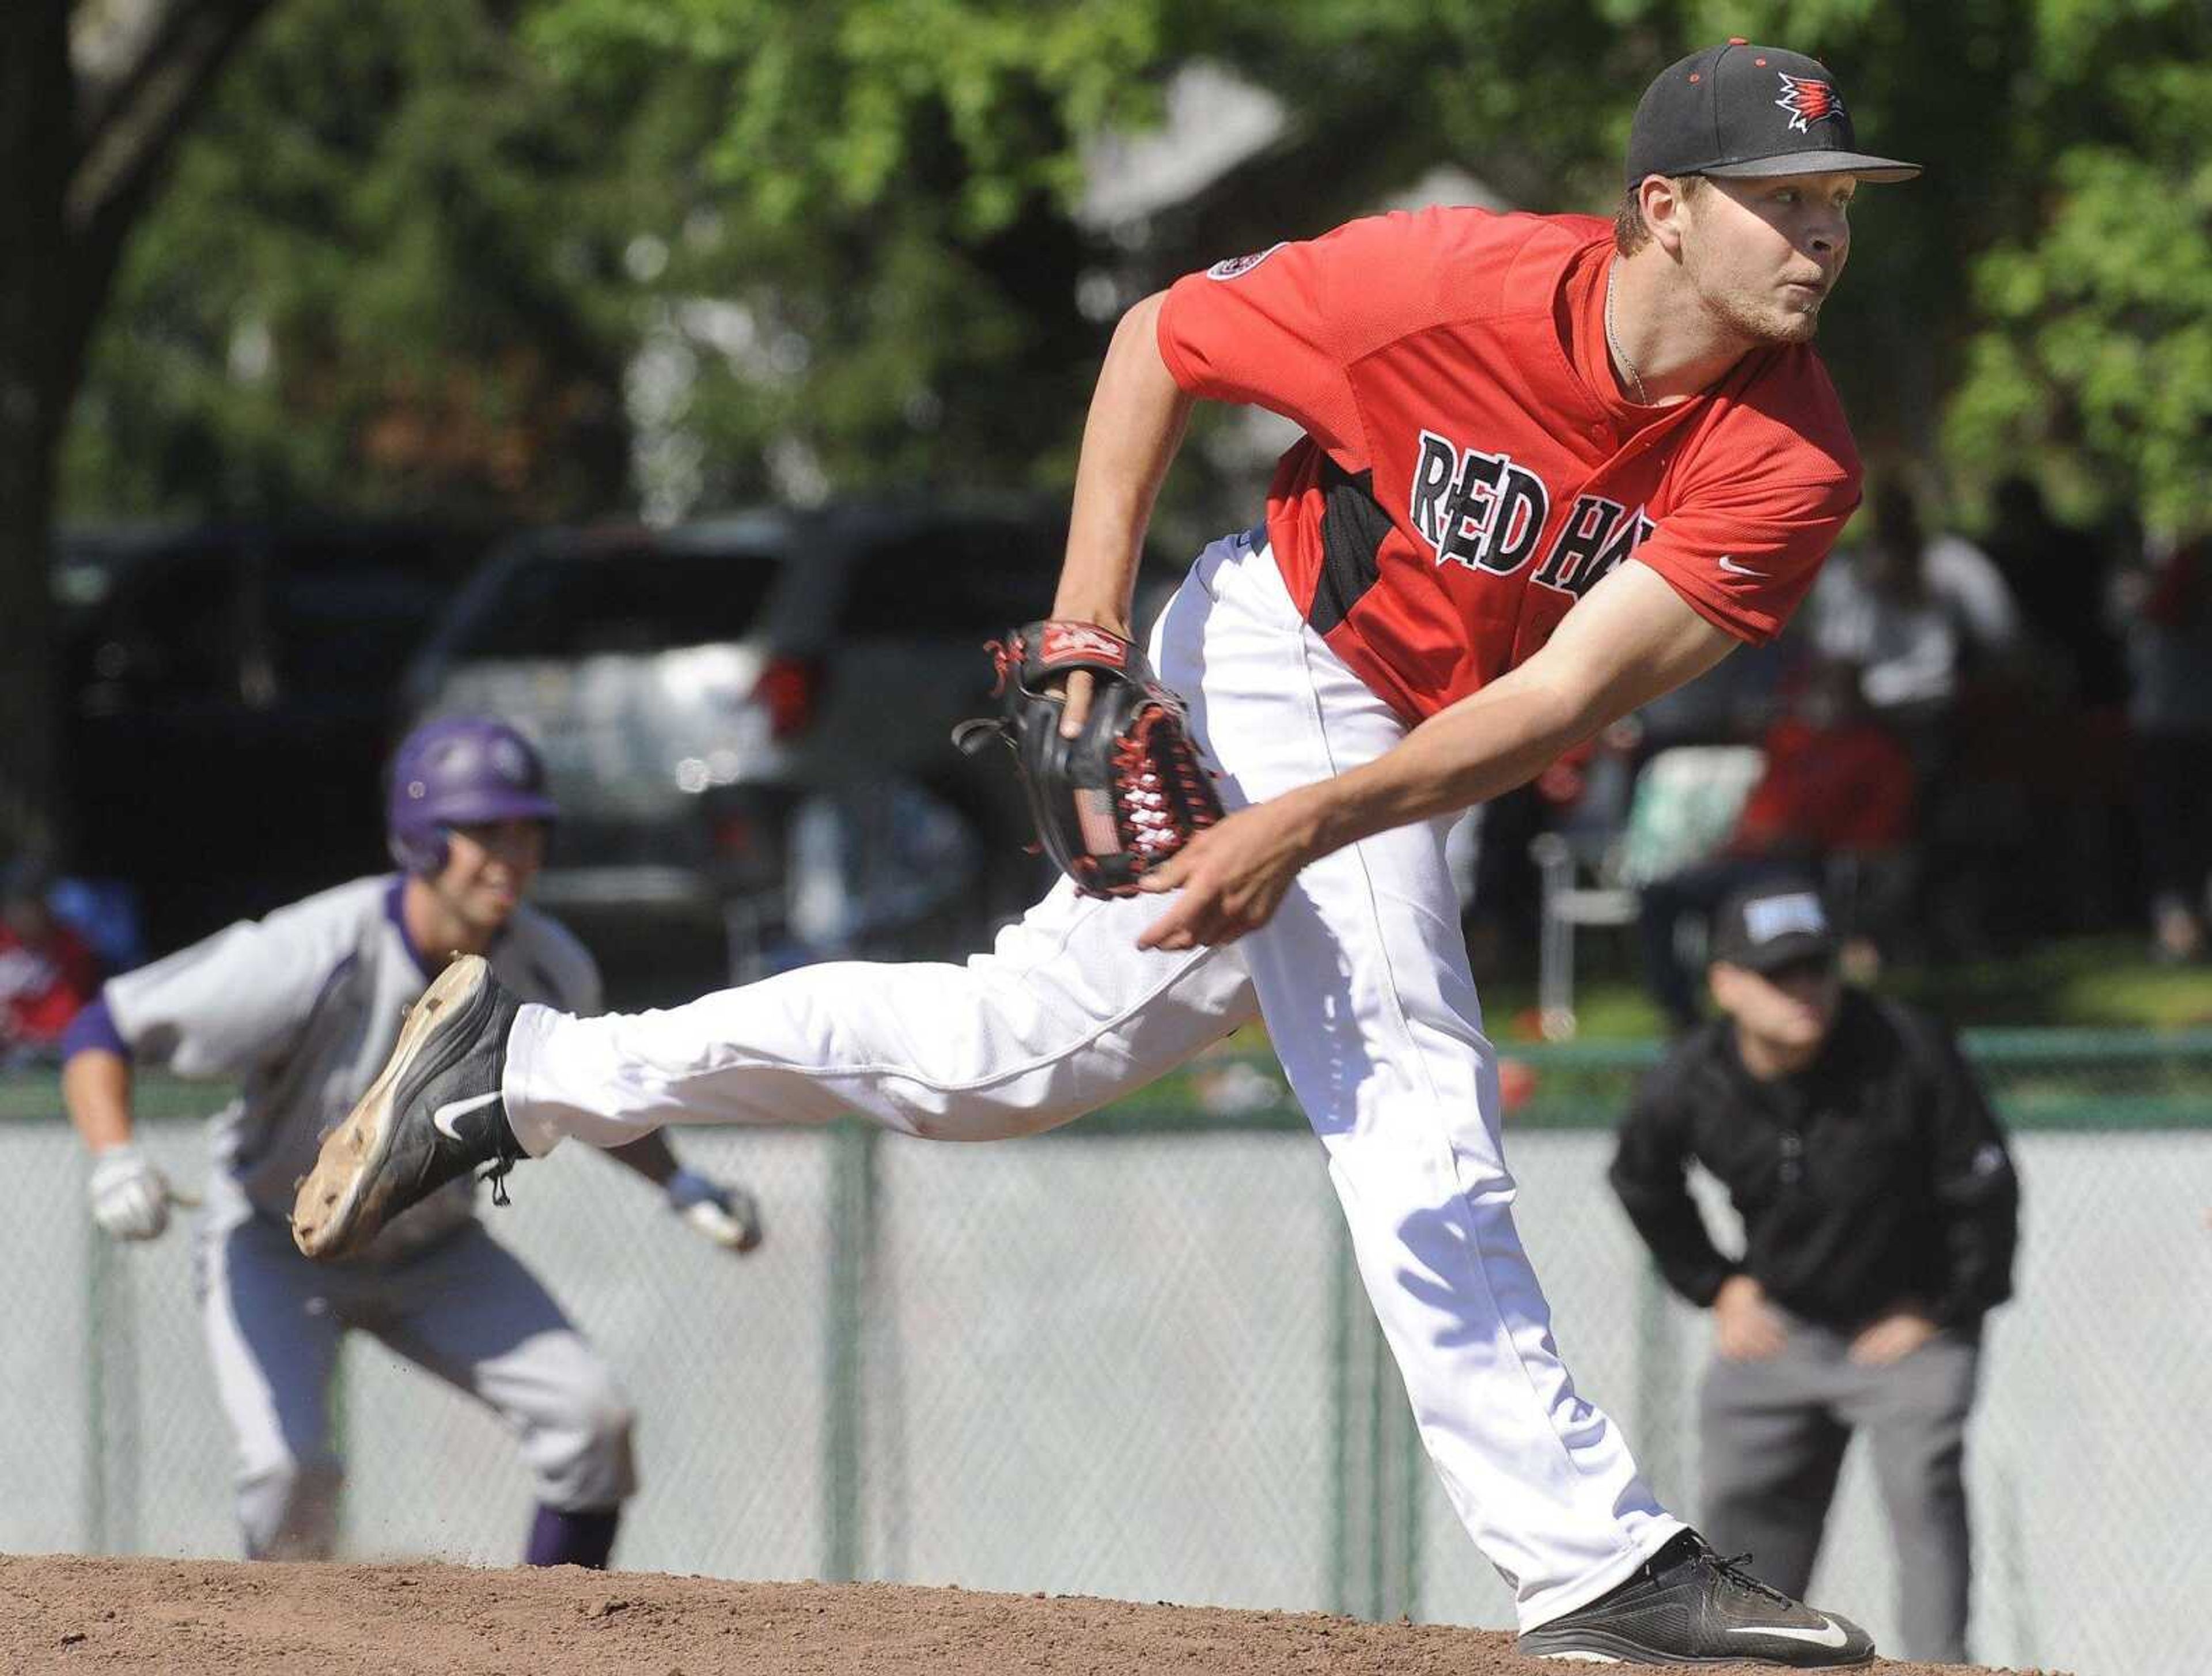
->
[521, 0, 2212, 532]
[65, 0, 639, 521]
[39, 0, 2212, 592]
[3, 0, 276, 853]
[16, 0, 2203, 856]
[1942, 4, 2212, 534]
[59, 0, 2212, 536]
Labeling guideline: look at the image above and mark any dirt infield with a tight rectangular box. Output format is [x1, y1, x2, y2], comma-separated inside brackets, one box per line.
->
[0, 1554, 2061, 1674]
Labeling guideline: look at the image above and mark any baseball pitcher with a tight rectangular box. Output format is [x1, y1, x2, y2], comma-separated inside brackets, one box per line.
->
[297, 42, 1915, 1664]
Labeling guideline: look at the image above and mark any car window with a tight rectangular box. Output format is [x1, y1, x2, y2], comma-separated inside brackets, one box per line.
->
[457, 543, 786, 659]
[837, 520, 1052, 637]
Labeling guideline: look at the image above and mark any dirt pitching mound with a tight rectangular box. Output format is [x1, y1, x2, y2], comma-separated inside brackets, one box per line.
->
[0, 1554, 2062, 1674]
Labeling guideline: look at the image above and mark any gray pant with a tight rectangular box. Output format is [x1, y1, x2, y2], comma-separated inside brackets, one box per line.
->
[196, 1212, 638, 1559]
[1699, 1314, 1981, 1663]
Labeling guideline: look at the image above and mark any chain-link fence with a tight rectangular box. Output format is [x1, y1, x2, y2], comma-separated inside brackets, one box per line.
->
[6, 1032, 2208, 1675]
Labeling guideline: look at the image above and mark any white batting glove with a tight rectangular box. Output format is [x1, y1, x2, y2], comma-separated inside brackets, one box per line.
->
[89, 1145, 172, 1242]
[666, 1169, 764, 1255]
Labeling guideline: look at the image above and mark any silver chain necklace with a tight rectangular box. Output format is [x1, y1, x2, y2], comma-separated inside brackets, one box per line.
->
[1604, 260, 1652, 406]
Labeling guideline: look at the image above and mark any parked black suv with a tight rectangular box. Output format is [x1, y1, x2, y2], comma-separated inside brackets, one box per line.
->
[403, 500, 1152, 967]
[59, 520, 504, 952]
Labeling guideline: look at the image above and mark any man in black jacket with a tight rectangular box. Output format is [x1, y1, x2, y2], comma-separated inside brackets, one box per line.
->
[1610, 881, 2019, 1663]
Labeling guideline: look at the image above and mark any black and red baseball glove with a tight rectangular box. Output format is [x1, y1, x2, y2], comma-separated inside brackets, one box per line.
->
[953, 621, 1224, 899]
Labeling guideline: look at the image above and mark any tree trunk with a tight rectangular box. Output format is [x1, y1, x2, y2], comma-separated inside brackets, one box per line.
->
[0, 373, 67, 862]
[2, 0, 278, 858]
[0, 2, 74, 858]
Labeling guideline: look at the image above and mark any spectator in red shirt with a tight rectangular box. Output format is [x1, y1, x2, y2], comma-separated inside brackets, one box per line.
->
[1640, 659, 1914, 1030]
[2, 857, 100, 1062]
[1730, 658, 1915, 852]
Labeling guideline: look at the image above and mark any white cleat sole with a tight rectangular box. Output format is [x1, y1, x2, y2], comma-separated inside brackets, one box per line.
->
[290, 956, 489, 1258]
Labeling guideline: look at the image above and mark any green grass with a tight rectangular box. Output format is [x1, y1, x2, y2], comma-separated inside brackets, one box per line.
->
[1475, 934, 2212, 1042]
[1128, 933, 2212, 1050]
[1891, 936, 2212, 1030]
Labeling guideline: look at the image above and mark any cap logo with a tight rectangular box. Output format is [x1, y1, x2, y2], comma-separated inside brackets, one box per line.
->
[1774, 71, 1843, 134]
[1744, 892, 1828, 944]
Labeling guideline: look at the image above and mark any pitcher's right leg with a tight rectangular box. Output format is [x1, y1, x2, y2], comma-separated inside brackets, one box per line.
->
[503, 879, 1258, 1155]
[296, 887, 1256, 1255]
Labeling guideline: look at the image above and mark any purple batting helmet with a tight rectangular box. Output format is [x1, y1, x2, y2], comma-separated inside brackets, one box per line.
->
[386, 715, 559, 875]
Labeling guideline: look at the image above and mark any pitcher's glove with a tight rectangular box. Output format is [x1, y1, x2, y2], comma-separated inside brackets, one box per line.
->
[953, 621, 1223, 899]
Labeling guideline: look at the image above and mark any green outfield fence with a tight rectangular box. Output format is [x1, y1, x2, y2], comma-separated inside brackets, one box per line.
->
[6, 1032, 2209, 1676]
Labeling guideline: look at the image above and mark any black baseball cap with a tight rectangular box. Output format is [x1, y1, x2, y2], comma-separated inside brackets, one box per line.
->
[1626, 40, 1921, 187]
[1710, 882, 1840, 973]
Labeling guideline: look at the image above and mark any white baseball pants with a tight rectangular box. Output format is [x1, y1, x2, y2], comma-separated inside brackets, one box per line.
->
[504, 528, 1681, 1625]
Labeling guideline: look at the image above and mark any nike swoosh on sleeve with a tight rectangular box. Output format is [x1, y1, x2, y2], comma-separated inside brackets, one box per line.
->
[1717, 555, 1770, 578]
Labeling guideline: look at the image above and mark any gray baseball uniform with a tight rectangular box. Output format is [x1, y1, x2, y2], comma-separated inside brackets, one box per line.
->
[100, 874, 635, 1557]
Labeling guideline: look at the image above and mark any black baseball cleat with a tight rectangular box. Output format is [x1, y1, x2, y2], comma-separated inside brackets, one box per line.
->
[1517, 1530, 1874, 1666]
[291, 954, 525, 1260]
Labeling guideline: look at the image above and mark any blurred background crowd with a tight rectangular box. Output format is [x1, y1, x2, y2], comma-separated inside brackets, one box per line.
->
[12, 471, 2210, 1051]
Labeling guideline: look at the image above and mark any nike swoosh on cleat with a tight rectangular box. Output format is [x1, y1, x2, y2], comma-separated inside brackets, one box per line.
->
[1717, 555, 1769, 578]
[431, 1089, 503, 1142]
[1728, 1616, 1850, 1648]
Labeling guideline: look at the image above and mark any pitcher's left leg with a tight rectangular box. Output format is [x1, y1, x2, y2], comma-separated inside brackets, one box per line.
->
[1247, 822, 1682, 1624]
[1184, 542, 1680, 1626]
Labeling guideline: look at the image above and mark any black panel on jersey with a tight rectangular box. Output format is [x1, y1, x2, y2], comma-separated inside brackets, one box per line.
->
[1307, 458, 1392, 637]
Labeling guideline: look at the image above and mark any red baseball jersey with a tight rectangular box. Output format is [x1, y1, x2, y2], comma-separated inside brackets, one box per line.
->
[1157, 207, 1862, 722]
